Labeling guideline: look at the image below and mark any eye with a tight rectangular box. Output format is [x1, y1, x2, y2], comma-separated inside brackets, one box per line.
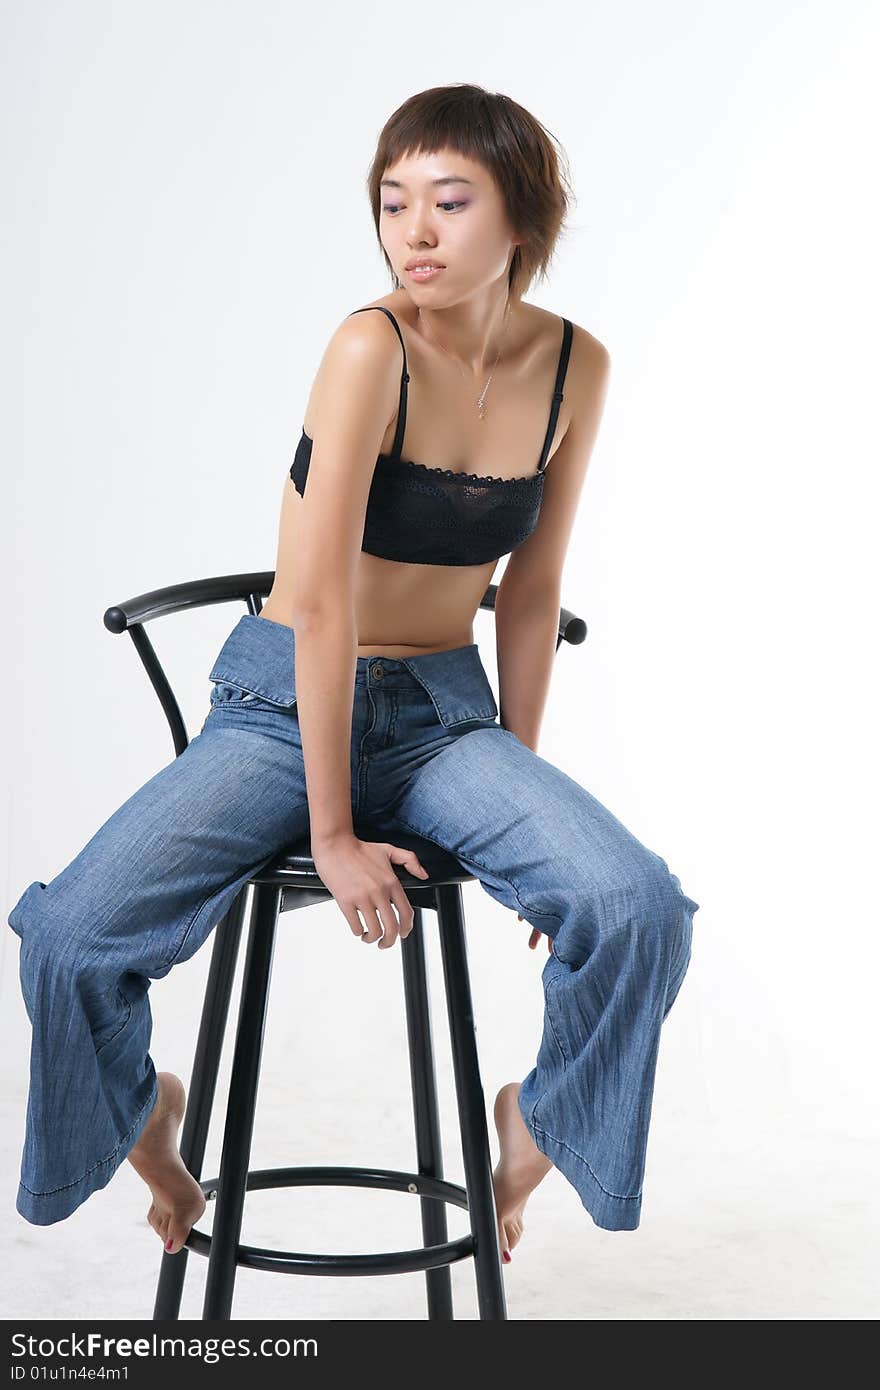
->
[382, 201, 468, 215]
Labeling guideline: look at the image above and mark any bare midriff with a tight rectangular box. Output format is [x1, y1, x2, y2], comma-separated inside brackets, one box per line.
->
[259, 545, 496, 658]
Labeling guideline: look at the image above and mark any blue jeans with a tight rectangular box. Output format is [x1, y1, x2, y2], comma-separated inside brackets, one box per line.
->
[7, 613, 700, 1232]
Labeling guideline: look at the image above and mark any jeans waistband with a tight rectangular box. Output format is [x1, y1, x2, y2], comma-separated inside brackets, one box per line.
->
[354, 651, 467, 691]
[208, 614, 499, 728]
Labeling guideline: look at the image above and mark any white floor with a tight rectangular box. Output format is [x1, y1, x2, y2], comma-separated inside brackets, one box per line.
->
[2, 1095, 875, 1320]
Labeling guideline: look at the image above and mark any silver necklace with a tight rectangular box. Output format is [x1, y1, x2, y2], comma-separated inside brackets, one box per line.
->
[417, 299, 512, 420]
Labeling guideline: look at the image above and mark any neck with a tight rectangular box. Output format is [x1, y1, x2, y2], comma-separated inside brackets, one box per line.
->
[416, 290, 515, 375]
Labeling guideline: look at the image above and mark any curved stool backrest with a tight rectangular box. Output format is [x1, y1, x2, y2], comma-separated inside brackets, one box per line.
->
[102, 572, 588, 758]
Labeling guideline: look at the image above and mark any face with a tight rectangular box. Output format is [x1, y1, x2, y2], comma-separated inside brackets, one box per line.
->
[379, 147, 519, 304]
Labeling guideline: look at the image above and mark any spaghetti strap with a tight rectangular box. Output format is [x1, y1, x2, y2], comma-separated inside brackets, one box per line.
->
[348, 306, 410, 463]
[537, 317, 574, 472]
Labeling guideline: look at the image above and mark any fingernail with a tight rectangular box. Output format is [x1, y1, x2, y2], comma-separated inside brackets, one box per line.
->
[502, 1250, 511, 1263]
[165, 1238, 174, 1252]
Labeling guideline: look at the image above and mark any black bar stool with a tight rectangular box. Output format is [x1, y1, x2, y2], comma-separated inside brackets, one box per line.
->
[102, 573, 587, 1321]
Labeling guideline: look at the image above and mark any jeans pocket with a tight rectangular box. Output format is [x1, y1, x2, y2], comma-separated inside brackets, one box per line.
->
[207, 615, 298, 712]
[209, 681, 278, 712]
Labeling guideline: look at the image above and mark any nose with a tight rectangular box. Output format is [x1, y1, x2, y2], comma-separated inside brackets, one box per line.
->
[405, 209, 437, 248]
[407, 234, 437, 254]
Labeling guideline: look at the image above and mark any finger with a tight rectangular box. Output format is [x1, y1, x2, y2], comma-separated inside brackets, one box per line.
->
[528, 928, 540, 950]
[343, 907, 368, 939]
[385, 883, 414, 944]
[386, 845, 429, 880]
[357, 905, 384, 945]
[374, 904, 398, 950]
[376, 889, 406, 950]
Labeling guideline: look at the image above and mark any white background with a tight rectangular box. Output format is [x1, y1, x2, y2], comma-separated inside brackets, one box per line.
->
[1, 0, 877, 1320]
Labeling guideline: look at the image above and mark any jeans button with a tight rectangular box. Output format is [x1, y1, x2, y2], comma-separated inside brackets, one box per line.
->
[372, 663, 384, 680]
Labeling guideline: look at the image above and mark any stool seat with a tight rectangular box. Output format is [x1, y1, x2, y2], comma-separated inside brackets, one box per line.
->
[264, 831, 478, 895]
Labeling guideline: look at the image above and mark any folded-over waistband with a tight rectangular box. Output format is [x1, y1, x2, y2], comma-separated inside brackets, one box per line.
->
[207, 613, 499, 728]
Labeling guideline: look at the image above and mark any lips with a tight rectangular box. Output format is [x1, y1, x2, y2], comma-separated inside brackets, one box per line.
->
[407, 264, 446, 281]
[405, 259, 446, 271]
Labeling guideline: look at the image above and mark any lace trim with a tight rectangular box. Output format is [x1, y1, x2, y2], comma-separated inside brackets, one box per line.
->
[297, 430, 543, 487]
[377, 452, 544, 487]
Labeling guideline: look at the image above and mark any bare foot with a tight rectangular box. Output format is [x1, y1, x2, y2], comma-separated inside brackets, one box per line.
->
[127, 1071, 206, 1255]
[491, 1081, 553, 1262]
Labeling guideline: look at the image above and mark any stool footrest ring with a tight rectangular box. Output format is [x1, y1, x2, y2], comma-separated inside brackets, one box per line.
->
[187, 1164, 476, 1276]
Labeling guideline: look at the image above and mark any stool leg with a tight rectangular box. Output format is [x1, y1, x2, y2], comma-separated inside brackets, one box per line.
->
[401, 907, 454, 1320]
[202, 882, 281, 1321]
[436, 884, 508, 1320]
[152, 885, 248, 1319]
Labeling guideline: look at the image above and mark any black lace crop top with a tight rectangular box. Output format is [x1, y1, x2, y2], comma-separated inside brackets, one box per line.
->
[289, 306, 574, 567]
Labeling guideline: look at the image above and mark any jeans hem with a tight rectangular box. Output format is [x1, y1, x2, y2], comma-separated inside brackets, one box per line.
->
[531, 1120, 642, 1232]
[15, 1073, 160, 1227]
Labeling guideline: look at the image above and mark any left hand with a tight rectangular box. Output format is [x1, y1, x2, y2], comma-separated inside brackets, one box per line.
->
[518, 912, 552, 953]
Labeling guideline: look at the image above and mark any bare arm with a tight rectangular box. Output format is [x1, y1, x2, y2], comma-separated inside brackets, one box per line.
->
[495, 595, 560, 753]
[279, 310, 430, 947]
[282, 312, 399, 843]
[494, 328, 611, 753]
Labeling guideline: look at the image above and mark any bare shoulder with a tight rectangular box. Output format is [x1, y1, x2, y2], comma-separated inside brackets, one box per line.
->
[322, 301, 405, 362]
[567, 318, 612, 390]
[551, 317, 611, 450]
[302, 304, 403, 437]
[525, 305, 610, 410]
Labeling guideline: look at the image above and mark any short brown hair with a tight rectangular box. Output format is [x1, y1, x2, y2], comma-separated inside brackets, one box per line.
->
[366, 84, 574, 303]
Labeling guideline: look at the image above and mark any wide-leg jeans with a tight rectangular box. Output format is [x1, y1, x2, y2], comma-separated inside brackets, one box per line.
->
[8, 613, 700, 1232]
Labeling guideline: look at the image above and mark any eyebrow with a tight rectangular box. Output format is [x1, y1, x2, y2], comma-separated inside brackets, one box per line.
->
[379, 175, 476, 190]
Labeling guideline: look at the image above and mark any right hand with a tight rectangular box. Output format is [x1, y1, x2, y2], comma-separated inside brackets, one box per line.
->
[312, 834, 430, 950]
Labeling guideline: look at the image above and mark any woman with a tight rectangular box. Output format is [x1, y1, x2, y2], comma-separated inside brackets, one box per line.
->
[8, 84, 700, 1267]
